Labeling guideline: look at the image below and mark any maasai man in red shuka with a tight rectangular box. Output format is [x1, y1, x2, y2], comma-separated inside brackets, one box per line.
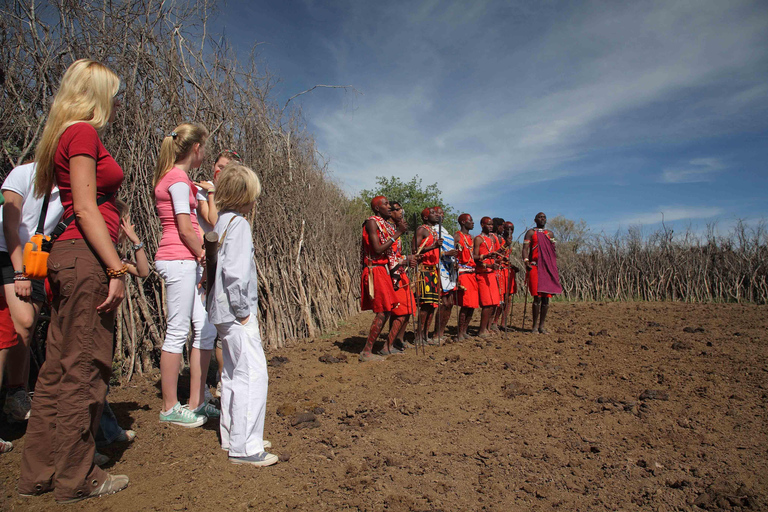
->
[489, 218, 507, 333]
[412, 207, 443, 345]
[432, 206, 460, 345]
[454, 213, 478, 341]
[359, 196, 407, 361]
[499, 221, 519, 329]
[473, 216, 501, 337]
[385, 201, 417, 353]
[523, 212, 562, 334]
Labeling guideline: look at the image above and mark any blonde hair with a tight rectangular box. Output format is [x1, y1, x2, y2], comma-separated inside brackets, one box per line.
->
[152, 122, 209, 188]
[34, 59, 120, 197]
[115, 198, 129, 218]
[215, 163, 262, 212]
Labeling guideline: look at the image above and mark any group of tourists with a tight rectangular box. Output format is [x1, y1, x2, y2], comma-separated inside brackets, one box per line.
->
[0, 58, 274, 504]
[359, 196, 562, 362]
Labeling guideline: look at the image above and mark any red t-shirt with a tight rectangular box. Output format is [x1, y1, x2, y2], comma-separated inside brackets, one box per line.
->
[55, 123, 124, 242]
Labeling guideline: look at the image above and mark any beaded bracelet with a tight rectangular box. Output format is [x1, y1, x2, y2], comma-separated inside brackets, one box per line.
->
[106, 265, 129, 279]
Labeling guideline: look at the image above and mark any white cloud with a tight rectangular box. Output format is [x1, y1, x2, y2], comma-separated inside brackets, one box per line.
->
[616, 206, 724, 227]
[661, 157, 726, 183]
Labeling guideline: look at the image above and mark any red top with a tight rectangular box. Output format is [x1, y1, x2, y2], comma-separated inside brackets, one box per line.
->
[418, 225, 439, 266]
[455, 232, 475, 268]
[495, 235, 509, 268]
[476, 234, 495, 273]
[55, 123, 124, 242]
[360, 216, 389, 266]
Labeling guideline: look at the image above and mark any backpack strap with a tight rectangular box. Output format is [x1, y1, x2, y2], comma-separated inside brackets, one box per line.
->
[35, 193, 51, 235]
[49, 192, 116, 242]
[216, 215, 239, 251]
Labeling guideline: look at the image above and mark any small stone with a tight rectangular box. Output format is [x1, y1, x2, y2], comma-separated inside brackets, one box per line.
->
[278, 452, 291, 462]
[291, 412, 316, 426]
[276, 403, 296, 417]
[639, 389, 669, 401]
[269, 356, 289, 367]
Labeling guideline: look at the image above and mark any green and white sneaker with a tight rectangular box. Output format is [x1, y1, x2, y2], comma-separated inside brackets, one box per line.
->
[159, 402, 207, 428]
[193, 401, 220, 419]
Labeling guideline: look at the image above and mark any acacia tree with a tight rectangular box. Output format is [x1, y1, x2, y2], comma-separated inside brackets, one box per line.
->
[358, 176, 458, 247]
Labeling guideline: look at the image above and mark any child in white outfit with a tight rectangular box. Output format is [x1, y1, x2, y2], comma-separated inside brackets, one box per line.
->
[207, 163, 277, 467]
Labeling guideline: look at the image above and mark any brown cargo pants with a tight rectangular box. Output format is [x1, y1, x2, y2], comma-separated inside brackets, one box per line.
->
[18, 239, 115, 501]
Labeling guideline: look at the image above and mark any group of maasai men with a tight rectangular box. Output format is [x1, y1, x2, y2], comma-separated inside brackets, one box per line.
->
[359, 196, 563, 362]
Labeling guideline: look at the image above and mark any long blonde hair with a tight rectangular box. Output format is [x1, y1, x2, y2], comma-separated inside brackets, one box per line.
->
[33, 59, 120, 197]
[152, 123, 209, 188]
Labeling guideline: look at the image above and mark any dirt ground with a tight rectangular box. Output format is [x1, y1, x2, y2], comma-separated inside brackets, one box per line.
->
[1, 301, 767, 511]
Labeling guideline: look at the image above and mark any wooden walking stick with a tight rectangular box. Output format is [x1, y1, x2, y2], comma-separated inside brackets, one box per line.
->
[521, 272, 529, 331]
[204, 231, 219, 300]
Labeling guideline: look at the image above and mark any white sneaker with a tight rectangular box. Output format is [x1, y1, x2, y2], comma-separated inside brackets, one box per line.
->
[3, 388, 31, 421]
[229, 451, 278, 467]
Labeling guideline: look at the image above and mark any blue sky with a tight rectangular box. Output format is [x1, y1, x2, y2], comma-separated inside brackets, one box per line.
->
[218, 0, 768, 236]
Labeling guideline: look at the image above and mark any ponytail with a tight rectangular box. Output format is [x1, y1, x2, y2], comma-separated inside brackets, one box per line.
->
[153, 134, 178, 188]
[152, 122, 209, 189]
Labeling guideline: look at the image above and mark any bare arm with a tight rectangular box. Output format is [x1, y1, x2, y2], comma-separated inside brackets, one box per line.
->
[194, 181, 219, 226]
[522, 229, 534, 269]
[365, 219, 403, 255]
[120, 216, 149, 278]
[2, 190, 33, 300]
[70, 155, 125, 312]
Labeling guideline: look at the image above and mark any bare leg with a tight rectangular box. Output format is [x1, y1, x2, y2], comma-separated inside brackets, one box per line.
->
[2, 284, 40, 389]
[416, 308, 429, 344]
[395, 315, 410, 347]
[360, 312, 390, 361]
[491, 304, 502, 331]
[478, 306, 493, 336]
[434, 296, 453, 342]
[425, 307, 439, 345]
[538, 297, 550, 334]
[160, 350, 183, 412]
[530, 297, 541, 333]
[0, 347, 7, 392]
[383, 316, 407, 354]
[188, 348, 212, 410]
[457, 307, 474, 340]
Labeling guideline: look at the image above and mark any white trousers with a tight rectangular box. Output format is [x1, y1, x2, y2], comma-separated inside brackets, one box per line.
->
[156, 260, 216, 353]
[216, 318, 268, 456]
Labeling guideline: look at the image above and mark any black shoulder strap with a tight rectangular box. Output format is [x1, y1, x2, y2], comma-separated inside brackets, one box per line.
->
[36, 193, 51, 235]
[49, 192, 116, 241]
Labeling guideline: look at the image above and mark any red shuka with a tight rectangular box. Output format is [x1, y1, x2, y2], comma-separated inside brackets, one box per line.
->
[527, 230, 553, 298]
[360, 217, 398, 312]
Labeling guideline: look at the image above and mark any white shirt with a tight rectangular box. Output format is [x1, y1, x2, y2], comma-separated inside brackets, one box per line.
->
[195, 180, 214, 234]
[0, 162, 64, 252]
[207, 211, 259, 326]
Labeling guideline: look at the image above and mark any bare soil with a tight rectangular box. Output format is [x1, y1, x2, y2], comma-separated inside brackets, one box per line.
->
[2, 302, 767, 511]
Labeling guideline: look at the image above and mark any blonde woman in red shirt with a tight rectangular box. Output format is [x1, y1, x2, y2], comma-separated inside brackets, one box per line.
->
[18, 59, 129, 503]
